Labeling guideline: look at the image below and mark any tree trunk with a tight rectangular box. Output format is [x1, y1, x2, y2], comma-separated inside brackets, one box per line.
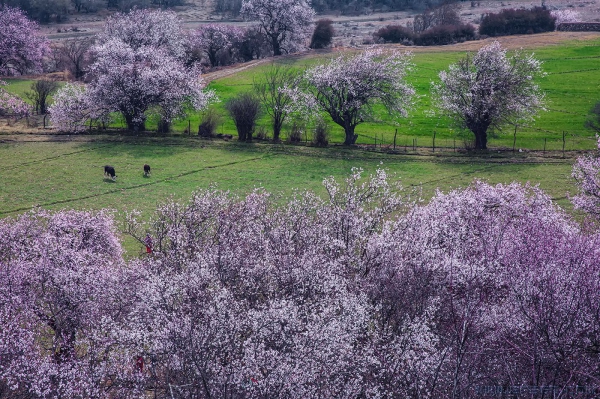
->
[271, 35, 282, 56]
[273, 119, 282, 142]
[343, 124, 358, 145]
[474, 128, 487, 150]
[124, 113, 146, 132]
[158, 119, 171, 133]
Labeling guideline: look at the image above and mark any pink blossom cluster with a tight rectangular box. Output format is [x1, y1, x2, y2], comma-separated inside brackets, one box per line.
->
[49, 9, 214, 133]
[2, 169, 600, 397]
[189, 24, 244, 68]
[241, 0, 315, 55]
[551, 9, 581, 25]
[0, 80, 31, 118]
[0, 7, 49, 76]
[292, 49, 415, 145]
[572, 135, 600, 218]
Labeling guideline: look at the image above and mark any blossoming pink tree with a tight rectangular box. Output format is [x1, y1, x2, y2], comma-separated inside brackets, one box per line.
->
[572, 136, 600, 219]
[0, 80, 31, 118]
[0, 210, 144, 398]
[50, 9, 214, 133]
[2, 170, 600, 397]
[551, 9, 580, 25]
[295, 49, 415, 145]
[241, 0, 315, 56]
[191, 24, 244, 67]
[0, 7, 49, 75]
[97, 8, 187, 60]
[432, 41, 545, 150]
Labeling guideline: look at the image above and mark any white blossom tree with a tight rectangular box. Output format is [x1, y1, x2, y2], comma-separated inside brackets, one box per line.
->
[432, 41, 545, 150]
[295, 49, 415, 145]
[50, 9, 214, 133]
[191, 24, 244, 67]
[0, 80, 31, 118]
[0, 7, 49, 76]
[241, 0, 315, 56]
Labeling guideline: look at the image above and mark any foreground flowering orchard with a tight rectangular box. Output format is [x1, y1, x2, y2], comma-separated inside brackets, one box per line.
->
[2, 156, 600, 398]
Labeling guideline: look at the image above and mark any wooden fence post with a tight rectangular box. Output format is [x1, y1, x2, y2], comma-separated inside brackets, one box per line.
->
[543, 138, 546, 155]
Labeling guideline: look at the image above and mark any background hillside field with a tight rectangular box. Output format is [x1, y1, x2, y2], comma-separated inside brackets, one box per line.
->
[4, 35, 600, 151]
[197, 36, 600, 151]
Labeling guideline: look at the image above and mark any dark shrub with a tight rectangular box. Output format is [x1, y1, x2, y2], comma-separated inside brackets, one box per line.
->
[237, 28, 272, 62]
[287, 121, 303, 143]
[373, 25, 414, 44]
[415, 23, 477, 46]
[225, 92, 262, 142]
[312, 118, 329, 147]
[198, 108, 222, 138]
[479, 7, 555, 37]
[310, 19, 335, 49]
[585, 101, 600, 133]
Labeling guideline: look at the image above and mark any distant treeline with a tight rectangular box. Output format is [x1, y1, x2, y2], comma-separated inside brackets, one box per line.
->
[3, 0, 463, 23]
[0, 0, 185, 22]
[214, 0, 461, 16]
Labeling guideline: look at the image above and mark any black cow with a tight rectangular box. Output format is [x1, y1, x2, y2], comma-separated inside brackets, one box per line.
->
[143, 164, 151, 177]
[104, 165, 116, 181]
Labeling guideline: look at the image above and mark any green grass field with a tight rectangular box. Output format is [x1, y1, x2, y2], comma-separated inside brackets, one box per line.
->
[0, 135, 578, 217]
[197, 37, 600, 150]
[1, 35, 597, 255]
[4, 37, 600, 150]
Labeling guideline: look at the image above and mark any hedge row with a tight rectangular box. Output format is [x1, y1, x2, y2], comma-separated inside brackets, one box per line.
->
[479, 7, 555, 36]
[374, 23, 477, 46]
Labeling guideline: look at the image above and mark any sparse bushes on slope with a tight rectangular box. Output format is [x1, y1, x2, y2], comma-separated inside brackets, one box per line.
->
[415, 23, 476, 46]
[310, 19, 335, 49]
[479, 7, 556, 37]
[225, 92, 262, 141]
[374, 23, 476, 46]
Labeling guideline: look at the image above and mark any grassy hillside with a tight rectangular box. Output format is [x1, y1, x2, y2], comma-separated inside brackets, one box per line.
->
[0, 135, 578, 219]
[4, 37, 599, 150]
[0, 36, 596, 256]
[194, 37, 600, 150]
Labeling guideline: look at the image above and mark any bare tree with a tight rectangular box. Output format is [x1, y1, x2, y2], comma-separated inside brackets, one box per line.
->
[225, 92, 262, 141]
[413, 2, 461, 33]
[54, 38, 93, 80]
[254, 65, 297, 142]
[26, 79, 60, 114]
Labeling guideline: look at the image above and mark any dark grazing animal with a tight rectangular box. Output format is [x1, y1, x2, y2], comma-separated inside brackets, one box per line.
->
[104, 165, 116, 181]
[143, 164, 151, 177]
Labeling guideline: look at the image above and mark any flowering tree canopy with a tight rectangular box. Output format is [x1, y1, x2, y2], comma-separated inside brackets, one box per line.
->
[297, 49, 415, 145]
[0, 80, 31, 118]
[3, 168, 600, 397]
[190, 24, 244, 67]
[0, 6, 49, 75]
[97, 9, 187, 60]
[551, 9, 580, 25]
[432, 41, 545, 150]
[572, 136, 600, 219]
[50, 9, 214, 133]
[241, 0, 315, 56]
